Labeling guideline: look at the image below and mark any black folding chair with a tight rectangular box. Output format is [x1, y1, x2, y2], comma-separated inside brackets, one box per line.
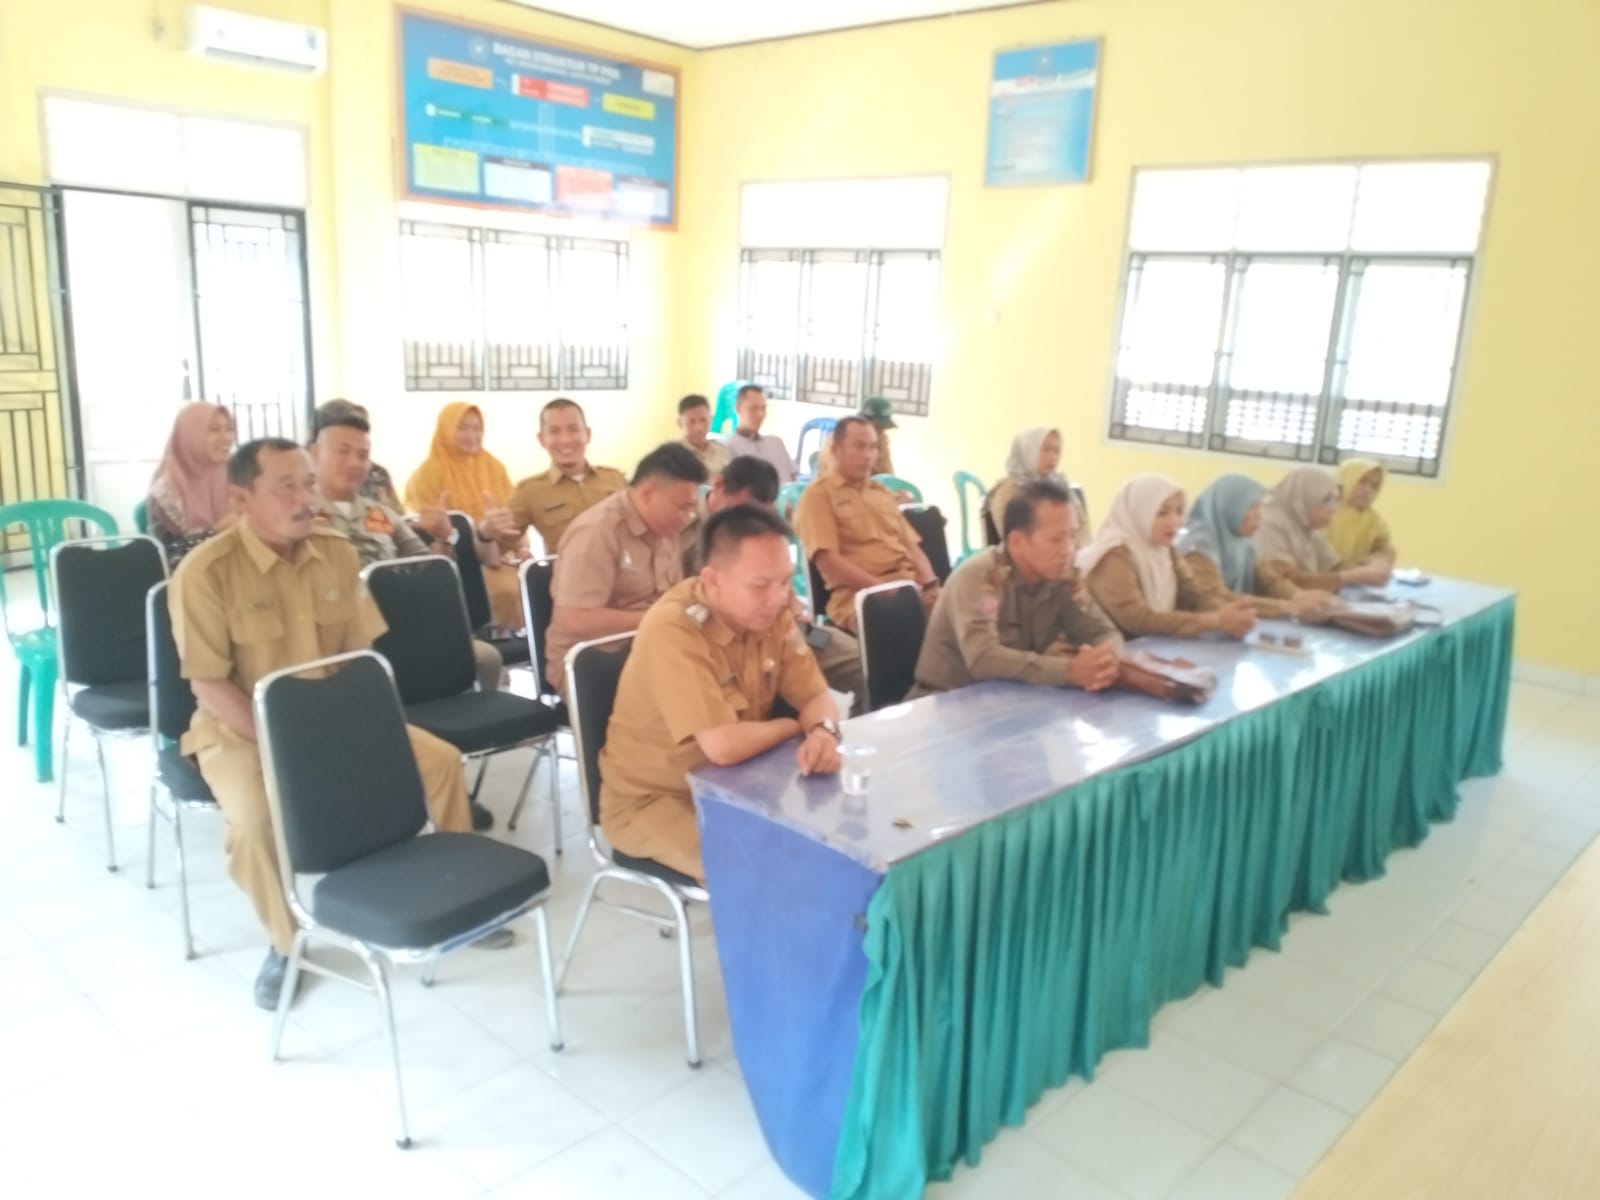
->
[363, 556, 562, 846]
[512, 556, 572, 833]
[562, 634, 708, 1068]
[50, 534, 167, 871]
[447, 511, 531, 668]
[144, 580, 218, 959]
[854, 580, 927, 712]
[255, 650, 562, 1149]
[807, 555, 834, 625]
[900, 504, 953, 583]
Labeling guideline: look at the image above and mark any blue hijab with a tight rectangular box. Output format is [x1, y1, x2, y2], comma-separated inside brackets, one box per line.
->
[1177, 474, 1266, 593]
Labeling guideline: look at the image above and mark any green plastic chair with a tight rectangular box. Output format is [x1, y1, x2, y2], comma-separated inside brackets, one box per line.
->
[873, 474, 924, 503]
[953, 471, 988, 563]
[0, 499, 120, 781]
[775, 482, 809, 603]
[710, 380, 747, 436]
[133, 498, 149, 534]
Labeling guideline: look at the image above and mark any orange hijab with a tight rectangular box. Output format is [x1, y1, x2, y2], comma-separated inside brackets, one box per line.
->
[403, 402, 513, 520]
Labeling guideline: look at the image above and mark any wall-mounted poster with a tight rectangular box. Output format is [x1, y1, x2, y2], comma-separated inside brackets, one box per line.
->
[397, 9, 679, 226]
[985, 39, 1101, 187]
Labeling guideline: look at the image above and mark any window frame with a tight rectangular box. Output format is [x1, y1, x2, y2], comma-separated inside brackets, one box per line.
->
[1107, 161, 1488, 479]
[398, 219, 629, 394]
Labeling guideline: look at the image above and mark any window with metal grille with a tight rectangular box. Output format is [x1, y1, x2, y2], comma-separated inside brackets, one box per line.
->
[736, 248, 938, 416]
[399, 221, 628, 392]
[1108, 161, 1490, 477]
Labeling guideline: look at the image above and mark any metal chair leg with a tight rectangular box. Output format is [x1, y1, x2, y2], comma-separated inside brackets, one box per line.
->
[420, 953, 440, 988]
[665, 890, 701, 1068]
[55, 711, 71, 823]
[556, 873, 605, 992]
[94, 733, 117, 872]
[269, 929, 308, 1062]
[173, 804, 195, 960]
[145, 785, 159, 890]
[468, 757, 488, 803]
[549, 742, 562, 855]
[358, 947, 412, 1150]
[532, 907, 564, 1051]
[506, 744, 541, 832]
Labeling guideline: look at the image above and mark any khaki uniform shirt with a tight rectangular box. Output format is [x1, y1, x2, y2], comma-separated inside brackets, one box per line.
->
[793, 472, 921, 631]
[169, 522, 386, 754]
[508, 464, 628, 554]
[914, 547, 1119, 693]
[599, 578, 828, 818]
[816, 432, 894, 478]
[1183, 553, 1291, 619]
[1085, 545, 1218, 639]
[684, 437, 732, 477]
[312, 491, 431, 568]
[546, 489, 682, 693]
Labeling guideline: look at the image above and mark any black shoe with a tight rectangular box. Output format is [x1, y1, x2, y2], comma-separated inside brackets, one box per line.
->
[254, 949, 302, 1011]
[470, 801, 494, 832]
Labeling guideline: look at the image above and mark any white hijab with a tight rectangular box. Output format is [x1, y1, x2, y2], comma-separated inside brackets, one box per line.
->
[1252, 467, 1341, 573]
[1075, 474, 1183, 611]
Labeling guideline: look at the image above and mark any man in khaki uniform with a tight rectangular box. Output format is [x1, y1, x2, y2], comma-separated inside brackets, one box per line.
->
[915, 480, 1122, 694]
[683, 456, 865, 709]
[507, 398, 627, 553]
[171, 438, 483, 1011]
[793, 416, 940, 634]
[309, 410, 505, 700]
[599, 505, 842, 881]
[677, 393, 731, 476]
[545, 442, 707, 696]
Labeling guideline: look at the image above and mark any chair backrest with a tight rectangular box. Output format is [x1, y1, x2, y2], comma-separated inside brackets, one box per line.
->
[710, 380, 745, 435]
[953, 471, 987, 559]
[901, 504, 953, 583]
[132, 499, 149, 534]
[776, 481, 806, 522]
[446, 511, 494, 630]
[256, 652, 429, 877]
[873, 474, 924, 503]
[519, 555, 559, 699]
[1071, 483, 1091, 532]
[362, 556, 478, 703]
[807, 554, 833, 621]
[51, 535, 167, 687]
[855, 580, 927, 712]
[146, 581, 196, 745]
[0, 499, 119, 621]
[567, 634, 635, 828]
[795, 418, 837, 474]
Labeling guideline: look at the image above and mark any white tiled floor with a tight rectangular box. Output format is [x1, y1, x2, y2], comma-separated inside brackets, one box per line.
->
[3, 672, 1597, 1199]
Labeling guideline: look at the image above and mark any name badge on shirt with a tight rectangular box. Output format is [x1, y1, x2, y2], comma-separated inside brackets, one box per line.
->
[620, 549, 636, 571]
[363, 508, 394, 534]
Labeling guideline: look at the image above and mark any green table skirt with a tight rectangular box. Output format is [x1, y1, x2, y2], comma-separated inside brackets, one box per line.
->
[833, 598, 1515, 1198]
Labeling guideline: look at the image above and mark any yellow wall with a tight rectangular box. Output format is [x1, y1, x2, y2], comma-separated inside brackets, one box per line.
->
[678, 0, 1600, 676]
[0, 0, 692, 484]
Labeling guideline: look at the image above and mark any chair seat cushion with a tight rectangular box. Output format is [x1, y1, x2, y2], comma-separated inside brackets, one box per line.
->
[157, 743, 215, 804]
[479, 628, 532, 667]
[12, 626, 57, 667]
[70, 680, 149, 731]
[404, 690, 561, 754]
[312, 832, 551, 948]
[613, 849, 701, 891]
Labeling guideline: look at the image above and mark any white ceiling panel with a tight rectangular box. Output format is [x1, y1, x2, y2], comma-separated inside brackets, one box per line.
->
[501, 0, 1049, 50]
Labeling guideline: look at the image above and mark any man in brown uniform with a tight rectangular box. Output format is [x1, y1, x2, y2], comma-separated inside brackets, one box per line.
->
[793, 416, 941, 634]
[677, 393, 731, 476]
[598, 505, 842, 881]
[545, 442, 707, 696]
[914, 480, 1122, 694]
[171, 438, 482, 1011]
[507, 398, 627, 553]
[816, 396, 898, 478]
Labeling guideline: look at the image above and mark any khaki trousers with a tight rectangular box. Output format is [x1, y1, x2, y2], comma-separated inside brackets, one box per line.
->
[601, 790, 705, 884]
[192, 713, 472, 954]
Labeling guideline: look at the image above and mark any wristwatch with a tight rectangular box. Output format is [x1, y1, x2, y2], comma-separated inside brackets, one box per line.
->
[445, 527, 460, 546]
[808, 718, 841, 741]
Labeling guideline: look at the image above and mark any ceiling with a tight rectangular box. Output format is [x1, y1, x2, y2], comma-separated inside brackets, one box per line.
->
[501, 0, 1051, 50]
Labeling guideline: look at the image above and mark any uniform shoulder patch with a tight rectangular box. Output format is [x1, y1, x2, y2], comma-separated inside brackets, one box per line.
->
[684, 602, 710, 626]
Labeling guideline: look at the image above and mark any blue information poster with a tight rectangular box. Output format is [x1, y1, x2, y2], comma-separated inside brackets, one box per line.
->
[985, 40, 1101, 187]
[397, 10, 678, 226]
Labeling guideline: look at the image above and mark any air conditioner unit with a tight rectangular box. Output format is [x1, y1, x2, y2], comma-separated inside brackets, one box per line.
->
[186, 5, 327, 75]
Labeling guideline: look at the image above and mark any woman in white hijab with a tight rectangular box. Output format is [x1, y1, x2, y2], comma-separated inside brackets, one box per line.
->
[987, 427, 1084, 542]
[1252, 466, 1390, 598]
[1078, 474, 1258, 639]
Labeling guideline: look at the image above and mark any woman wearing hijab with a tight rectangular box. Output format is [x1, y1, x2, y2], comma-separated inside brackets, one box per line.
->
[987, 427, 1083, 542]
[1177, 474, 1327, 618]
[404, 402, 524, 628]
[1079, 474, 1258, 639]
[147, 402, 235, 566]
[1326, 458, 1397, 567]
[1252, 466, 1390, 597]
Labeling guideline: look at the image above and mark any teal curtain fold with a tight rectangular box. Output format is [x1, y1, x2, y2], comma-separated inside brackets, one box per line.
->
[832, 599, 1514, 1200]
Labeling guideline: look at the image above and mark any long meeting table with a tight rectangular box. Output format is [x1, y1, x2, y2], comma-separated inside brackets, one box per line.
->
[687, 579, 1514, 1200]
